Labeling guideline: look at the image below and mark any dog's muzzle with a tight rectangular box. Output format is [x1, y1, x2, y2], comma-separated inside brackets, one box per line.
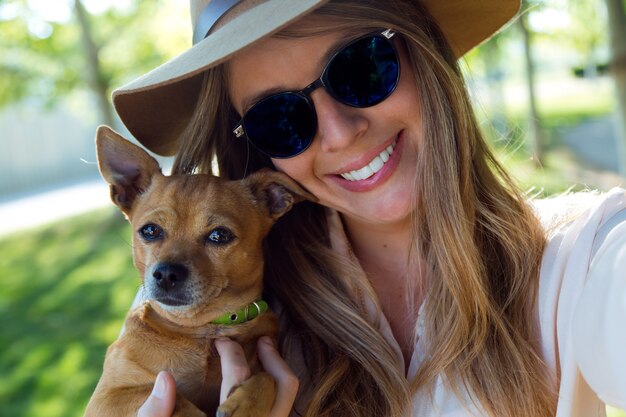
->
[148, 262, 192, 306]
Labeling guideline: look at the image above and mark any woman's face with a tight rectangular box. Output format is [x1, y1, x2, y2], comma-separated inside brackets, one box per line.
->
[227, 22, 423, 230]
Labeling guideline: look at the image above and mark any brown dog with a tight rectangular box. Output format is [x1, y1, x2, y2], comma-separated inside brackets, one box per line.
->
[84, 126, 313, 417]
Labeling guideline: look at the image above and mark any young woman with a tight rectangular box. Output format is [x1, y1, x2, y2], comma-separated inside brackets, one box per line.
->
[111, 1, 626, 416]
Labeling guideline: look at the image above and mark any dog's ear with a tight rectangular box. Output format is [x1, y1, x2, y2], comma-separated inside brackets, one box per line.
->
[243, 169, 317, 220]
[95, 125, 162, 213]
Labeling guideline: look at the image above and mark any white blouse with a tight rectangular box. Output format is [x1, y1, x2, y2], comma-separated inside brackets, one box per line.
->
[305, 187, 626, 417]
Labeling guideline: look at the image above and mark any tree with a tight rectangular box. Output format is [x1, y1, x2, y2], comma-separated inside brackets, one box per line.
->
[518, 0, 544, 167]
[0, 0, 187, 126]
[74, 0, 114, 127]
[474, 33, 512, 141]
[568, 0, 609, 78]
[605, 0, 626, 175]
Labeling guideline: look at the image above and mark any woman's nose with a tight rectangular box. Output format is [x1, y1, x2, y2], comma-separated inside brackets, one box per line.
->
[311, 90, 368, 153]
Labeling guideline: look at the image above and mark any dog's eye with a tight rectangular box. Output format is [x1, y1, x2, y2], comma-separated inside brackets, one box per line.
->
[205, 227, 235, 245]
[140, 224, 163, 241]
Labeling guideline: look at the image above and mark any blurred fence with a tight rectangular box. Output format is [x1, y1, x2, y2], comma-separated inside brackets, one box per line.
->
[0, 102, 101, 199]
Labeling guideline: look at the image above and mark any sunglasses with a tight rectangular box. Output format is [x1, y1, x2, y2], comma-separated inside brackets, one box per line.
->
[232, 29, 400, 159]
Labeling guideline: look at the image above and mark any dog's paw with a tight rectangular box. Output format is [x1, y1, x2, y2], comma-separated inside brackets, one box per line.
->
[216, 373, 275, 417]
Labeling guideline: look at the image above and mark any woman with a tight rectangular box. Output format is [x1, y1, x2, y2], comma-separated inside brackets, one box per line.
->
[112, 0, 626, 416]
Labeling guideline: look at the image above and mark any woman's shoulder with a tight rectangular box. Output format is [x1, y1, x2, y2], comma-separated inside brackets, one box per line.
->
[534, 187, 626, 285]
[533, 187, 626, 412]
[530, 187, 625, 234]
[572, 204, 626, 410]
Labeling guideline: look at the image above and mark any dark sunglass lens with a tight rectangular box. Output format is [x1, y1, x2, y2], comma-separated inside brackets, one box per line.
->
[326, 36, 399, 107]
[243, 93, 316, 158]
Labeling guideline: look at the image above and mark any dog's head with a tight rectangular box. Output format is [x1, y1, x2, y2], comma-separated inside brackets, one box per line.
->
[95, 126, 314, 324]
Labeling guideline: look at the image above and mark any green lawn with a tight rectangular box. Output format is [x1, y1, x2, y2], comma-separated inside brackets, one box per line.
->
[0, 208, 137, 417]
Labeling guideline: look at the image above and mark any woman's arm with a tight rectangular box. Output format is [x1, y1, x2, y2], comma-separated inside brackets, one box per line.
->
[573, 213, 626, 410]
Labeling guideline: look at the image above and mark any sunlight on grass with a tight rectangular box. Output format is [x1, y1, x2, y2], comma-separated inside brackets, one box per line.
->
[609, 407, 626, 417]
[495, 146, 606, 196]
[469, 70, 615, 127]
[0, 208, 136, 417]
[506, 76, 614, 124]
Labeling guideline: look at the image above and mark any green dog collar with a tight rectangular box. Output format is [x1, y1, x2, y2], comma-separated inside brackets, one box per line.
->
[210, 300, 269, 325]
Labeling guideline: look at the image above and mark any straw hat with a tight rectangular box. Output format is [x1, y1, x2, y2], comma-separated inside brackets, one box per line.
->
[112, 0, 520, 156]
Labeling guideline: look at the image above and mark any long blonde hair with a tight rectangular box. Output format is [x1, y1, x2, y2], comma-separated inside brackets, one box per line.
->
[173, 1, 556, 416]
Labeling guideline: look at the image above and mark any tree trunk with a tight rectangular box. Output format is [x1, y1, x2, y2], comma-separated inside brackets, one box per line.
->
[482, 38, 510, 140]
[518, 12, 543, 166]
[605, 0, 626, 176]
[74, 0, 115, 128]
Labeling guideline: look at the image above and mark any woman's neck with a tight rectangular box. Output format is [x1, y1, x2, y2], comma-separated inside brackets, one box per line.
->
[341, 213, 426, 367]
[341, 214, 422, 287]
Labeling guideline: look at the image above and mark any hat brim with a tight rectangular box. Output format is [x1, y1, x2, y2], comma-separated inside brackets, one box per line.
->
[113, 0, 520, 156]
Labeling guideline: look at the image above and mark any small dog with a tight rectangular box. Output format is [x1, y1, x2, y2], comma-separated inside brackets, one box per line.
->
[84, 126, 313, 417]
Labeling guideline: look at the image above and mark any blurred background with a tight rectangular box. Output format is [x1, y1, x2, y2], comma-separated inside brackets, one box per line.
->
[0, 0, 625, 416]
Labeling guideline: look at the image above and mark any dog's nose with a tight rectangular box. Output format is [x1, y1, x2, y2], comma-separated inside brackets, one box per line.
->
[152, 263, 189, 291]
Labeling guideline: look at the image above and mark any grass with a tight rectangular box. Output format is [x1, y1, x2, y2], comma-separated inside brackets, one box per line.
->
[0, 208, 137, 417]
[480, 77, 624, 197]
[495, 143, 624, 197]
[611, 407, 626, 417]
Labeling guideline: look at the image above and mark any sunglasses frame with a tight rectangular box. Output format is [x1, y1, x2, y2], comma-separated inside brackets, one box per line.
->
[232, 28, 399, 159]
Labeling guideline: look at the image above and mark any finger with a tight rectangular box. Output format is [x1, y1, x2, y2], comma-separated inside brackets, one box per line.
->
[215, 337, 251, 403]
[137, 371, 177, 417]
[257, 337, 299, 417]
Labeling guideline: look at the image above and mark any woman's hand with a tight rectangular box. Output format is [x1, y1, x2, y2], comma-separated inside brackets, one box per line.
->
[136, 336, 299, 417]
[215, 336, 300, 417]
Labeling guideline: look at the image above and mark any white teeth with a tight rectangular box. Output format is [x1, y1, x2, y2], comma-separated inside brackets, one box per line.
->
[369, 156, 384, 172]
[357, 165, 374, 180]
[340, 141, 396, 181]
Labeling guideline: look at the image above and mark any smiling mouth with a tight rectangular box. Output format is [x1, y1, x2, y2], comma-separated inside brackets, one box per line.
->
[340, 139, 397, 181]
